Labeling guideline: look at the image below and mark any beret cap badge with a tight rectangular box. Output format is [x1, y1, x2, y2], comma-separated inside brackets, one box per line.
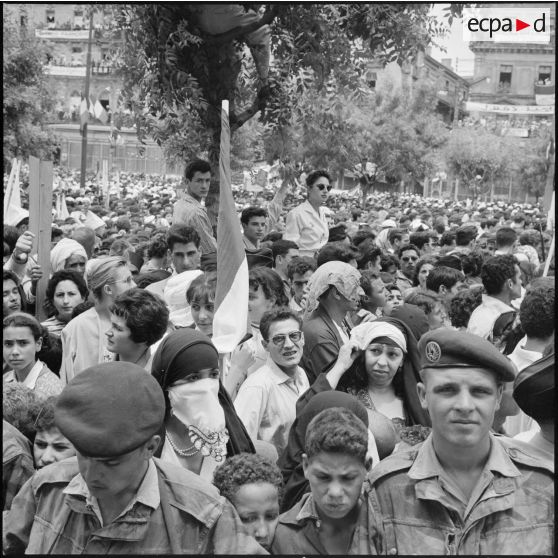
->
[425, 341, 441, 363]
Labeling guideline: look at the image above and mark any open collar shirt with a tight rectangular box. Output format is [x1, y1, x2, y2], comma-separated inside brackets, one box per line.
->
[467, 294, 515, 340]
[234, 355, 309, 456]
[172, 192, 217, 255]
[284, 200, 329, 256]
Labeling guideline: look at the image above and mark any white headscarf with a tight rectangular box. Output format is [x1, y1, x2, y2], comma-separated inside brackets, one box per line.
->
[350, 321, 407, 353]
[50, 238, 88, 273]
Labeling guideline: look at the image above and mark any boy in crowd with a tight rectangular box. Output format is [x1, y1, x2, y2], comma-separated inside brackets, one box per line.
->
[272, 407, 373, 554]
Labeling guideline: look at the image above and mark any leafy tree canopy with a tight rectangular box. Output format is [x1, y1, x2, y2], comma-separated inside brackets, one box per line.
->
[3, 16, 59, 168]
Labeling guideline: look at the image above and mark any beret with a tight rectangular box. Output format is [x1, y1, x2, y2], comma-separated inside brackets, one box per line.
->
[417, 328, 517, 382]
[513, 352, 554, 421]
[55, 362, 165, 457]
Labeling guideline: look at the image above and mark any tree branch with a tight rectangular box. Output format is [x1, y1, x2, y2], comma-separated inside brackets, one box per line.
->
[230, 85, 271, 132]
[205, 5, 279, 45]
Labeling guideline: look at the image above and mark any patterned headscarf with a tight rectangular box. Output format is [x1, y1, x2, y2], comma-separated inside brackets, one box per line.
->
[304, 261, 364, 317]
[50, 238, 88, 273]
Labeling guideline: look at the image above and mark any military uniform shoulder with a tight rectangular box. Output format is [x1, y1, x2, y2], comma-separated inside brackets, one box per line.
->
[31, 456, 80, 491]
[496, 435, 554, 474]
[154, 458, 225, 525]
[368, 443, 421, 485]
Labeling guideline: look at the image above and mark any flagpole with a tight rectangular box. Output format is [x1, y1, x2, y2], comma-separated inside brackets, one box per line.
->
[80, 9, 94, 191]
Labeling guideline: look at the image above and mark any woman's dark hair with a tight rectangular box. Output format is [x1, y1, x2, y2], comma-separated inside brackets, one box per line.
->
[109, 288, 169, 346]
[248, 267, 289, 307]
[44, 270, 89, 317]
[186, 272, 217, 305]
[3, 270, 28, 313]
[448, 288, 483, 329]
[461, 250, 485, 278]
[412, 255, 438, 287]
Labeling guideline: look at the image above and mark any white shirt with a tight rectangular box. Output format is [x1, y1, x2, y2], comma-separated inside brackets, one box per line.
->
[283, 200, 329, 256]
[503, 339, 542, 437]
[4, 359, 43, 389]
[234, 356, 309, 456]
[467, 294, 515, 340]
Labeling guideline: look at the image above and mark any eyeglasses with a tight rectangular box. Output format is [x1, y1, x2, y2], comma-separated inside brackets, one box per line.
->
[293, 280, 309, 287]
[269, 330, 303, 347]
[315, 184, 332, 192]
[401, 256, 418, 262]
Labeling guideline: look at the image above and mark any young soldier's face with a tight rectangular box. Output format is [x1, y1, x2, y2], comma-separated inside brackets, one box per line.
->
[302, 452, 367, 521]
[417, 368, 503, 450]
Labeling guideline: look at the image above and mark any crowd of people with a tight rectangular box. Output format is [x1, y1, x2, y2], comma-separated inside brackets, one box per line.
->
[2, 158, 554, 554]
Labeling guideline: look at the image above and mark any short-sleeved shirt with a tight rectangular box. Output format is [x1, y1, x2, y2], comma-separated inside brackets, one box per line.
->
[283, 201, 329, 256]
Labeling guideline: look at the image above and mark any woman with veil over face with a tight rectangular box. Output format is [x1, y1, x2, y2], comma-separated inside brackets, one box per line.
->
[151, 328, 254, 481]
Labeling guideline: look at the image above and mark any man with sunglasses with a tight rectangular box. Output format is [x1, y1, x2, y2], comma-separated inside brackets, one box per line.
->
[394, 244, 420, 294]
[284, 170, 331, 258]
[234, 308, 309, 457]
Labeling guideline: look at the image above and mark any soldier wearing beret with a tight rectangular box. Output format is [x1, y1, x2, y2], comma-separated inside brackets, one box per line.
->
[3, 363, 265, 555]
[366, 329, 554, 555]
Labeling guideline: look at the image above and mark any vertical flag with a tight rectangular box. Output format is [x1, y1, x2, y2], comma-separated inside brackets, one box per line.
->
[79, 95, 89, 134]
[94, 99, 109, 124]
[88, 95, 96, 118]
[212, 100, 249, 354]
[4, 158, 22, 215]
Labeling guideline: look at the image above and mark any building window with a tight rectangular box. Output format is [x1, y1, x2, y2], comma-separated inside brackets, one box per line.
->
[72, 46, 83, 54]
[499, 65, 513, 86]
[74, 8, 84, 28]
[46, 8, 55, 28]
[367, 71, 377, 89]
[538, 65, 552, 84]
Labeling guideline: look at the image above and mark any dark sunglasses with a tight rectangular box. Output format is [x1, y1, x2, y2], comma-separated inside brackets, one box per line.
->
[315, 184, 332, 191]
[270, 330, 303, 347]
[401, 256, 418, 262]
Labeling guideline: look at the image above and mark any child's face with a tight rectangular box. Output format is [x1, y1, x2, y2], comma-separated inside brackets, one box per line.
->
[302, 451, 367, 521]
[383, 289, 403, 316]
[232, 482, 280, 551]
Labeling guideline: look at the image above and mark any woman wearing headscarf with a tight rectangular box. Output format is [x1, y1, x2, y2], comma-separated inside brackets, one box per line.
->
[297, 318, 430, 433]
[301, 261, 365, 384]
[59, 256, 136, 383]
[151, 328, 254, 481]
[49, 238, 88, 275]
[277, 391, 378, 513]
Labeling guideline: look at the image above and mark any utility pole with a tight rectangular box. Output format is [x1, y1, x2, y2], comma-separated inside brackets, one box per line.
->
[80, 9, 94, 190]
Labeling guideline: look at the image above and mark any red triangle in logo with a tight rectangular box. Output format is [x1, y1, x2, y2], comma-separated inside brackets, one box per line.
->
[516, 19, 530, 31]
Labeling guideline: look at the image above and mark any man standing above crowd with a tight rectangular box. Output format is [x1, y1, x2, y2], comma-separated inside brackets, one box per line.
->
[173, 159, 217, 255]
[367, 328, 554, 555]
[284, 170, 331, 257]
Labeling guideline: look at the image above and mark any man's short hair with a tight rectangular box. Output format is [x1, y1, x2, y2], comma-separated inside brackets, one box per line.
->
[306, 170, 331, 188]
[286, 256, 317, 281]
[405, 290, 442, 316]
[481, 254, 518, 296]
[436, 254, 463, 271]
[409, 231, 436, 251]
[241, 206, 268, 225]
[213, 453, 283, 503]
[380, 253, 400, 271]
[426, 266, 465, 293]
[260, 307, 303, 341]
[316, 242, 360, 267]
[388, 228, 406, 244]
[352, 230, 376, 248]
[358, 246, 383, 270]
[448, 288, 483, 329]
[439, 230, 456, 247]
[496, 226, 517, 248]
[519, 285, 554, 340]
[271, 239, 299, 266]
[185, 159, 210, 181]
[455, 225, 478, 247]
[249, 267, 289, 306]
[396, 244, 420, 260]
[305, 407, 368, 464]
[147, 234, 168, 259]
[461, 250, 485, 277]
[166, 225, 201, 251]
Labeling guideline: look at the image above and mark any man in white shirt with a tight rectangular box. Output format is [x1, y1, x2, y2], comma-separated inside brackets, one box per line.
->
[504, 283, 554, 436]
[234, 308, 309, 456]
[467, 254, 522, 341]
[283, 170, 331, 257]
